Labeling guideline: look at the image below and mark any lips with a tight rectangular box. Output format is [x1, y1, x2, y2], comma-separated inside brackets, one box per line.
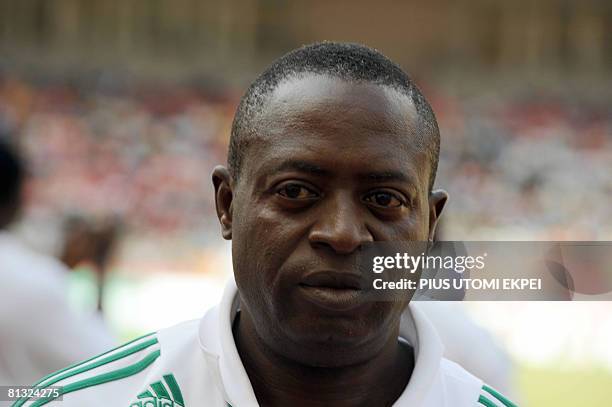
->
[298, 271, 365, 312]
[300, 271, 363, 290]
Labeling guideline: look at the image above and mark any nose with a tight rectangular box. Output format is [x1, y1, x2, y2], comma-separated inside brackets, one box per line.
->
[308, 192, 374, 254]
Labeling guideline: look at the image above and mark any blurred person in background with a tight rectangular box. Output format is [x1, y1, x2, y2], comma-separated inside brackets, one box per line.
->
[0, 140, 115, 389]
[60, 215, 122, 313]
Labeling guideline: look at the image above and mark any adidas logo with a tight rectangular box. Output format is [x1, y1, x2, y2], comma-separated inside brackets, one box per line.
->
[129, 374, 185, 407]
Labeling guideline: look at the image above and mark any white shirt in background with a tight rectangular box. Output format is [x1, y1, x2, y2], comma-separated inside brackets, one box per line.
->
[0, 232, 115, 391]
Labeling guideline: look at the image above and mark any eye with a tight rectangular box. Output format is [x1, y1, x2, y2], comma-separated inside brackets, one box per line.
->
[363, 190, 406, 208]
[276, 183, 319, 200]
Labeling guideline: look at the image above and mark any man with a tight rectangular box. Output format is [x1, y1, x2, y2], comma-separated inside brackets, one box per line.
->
[16, 43, 515, 406]
[0, 141, 114, 395]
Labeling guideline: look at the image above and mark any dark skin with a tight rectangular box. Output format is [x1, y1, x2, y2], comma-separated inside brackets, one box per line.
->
[213, 74, 448, 406]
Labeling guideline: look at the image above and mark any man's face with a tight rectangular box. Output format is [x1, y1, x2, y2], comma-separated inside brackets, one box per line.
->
[214, 74, 446, 367]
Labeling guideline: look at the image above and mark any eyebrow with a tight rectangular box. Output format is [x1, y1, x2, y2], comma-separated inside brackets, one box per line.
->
[270, 160, 330, 176]
[268, 160, 417, 185]
[359, 170, 417, 185]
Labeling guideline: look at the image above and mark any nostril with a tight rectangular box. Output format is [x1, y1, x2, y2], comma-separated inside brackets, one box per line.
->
[309, 226, 374, 255]
[310, 236, 362, 255]
[310, 240, 333, 251]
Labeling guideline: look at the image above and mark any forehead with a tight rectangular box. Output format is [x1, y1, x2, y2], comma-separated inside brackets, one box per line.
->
[244, 74, 429, 187]
[258, 73, 419, 136]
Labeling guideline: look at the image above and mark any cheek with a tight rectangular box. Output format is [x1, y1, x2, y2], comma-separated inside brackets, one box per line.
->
[385, 211, 429, 242]
[410, 197, 433, 240]
[232, 202, 304, 294]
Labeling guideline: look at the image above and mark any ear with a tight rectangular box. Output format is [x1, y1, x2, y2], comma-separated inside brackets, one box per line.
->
[212, 166, 234, 240]
[427, 189, 448, 241]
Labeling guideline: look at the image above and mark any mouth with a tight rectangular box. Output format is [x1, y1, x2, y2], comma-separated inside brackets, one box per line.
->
[300, 270, 363, 290]
[298, 271, 364, 312]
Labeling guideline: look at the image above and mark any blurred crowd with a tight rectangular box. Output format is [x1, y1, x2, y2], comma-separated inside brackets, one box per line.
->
[0, 75, 610, 250]
[0, 77, 233, 239]
[432, 87, 612, 240]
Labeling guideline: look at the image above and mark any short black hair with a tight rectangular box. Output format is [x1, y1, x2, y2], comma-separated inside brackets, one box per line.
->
[229, 42, 440, 190]
[0, 140, 24, 209]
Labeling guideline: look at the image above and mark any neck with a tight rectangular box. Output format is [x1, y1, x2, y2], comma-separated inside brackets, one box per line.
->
[234, 310, 414, 407]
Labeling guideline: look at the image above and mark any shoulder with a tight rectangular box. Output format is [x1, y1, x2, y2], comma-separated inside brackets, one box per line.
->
[0, 235, 67, 294]
[475, 383, 517, 407]
[0, 240, 69, 324]
[0, 233, 65, 273]
[15, 320, 209, 407]
[437, 359, 517, 407]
